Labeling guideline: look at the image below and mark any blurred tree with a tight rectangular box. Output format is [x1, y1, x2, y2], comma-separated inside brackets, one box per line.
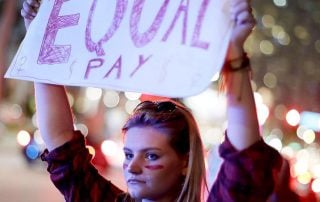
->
[0, 0, 17, 101]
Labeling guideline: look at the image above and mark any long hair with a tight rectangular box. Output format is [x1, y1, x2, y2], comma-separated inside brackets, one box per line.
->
[122, 100, 207, 202]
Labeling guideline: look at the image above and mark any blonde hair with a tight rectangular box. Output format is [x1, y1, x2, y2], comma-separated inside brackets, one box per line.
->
[122, 100, 207, 202]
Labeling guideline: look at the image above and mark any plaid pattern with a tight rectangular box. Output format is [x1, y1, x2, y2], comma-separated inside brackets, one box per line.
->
[208, 136, 282, 202]
[41, 131, 125, 202]
[42, 131, 281, 202]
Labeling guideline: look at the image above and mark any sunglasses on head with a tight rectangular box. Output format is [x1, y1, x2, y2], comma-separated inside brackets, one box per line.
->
[134, 100, 177, 113]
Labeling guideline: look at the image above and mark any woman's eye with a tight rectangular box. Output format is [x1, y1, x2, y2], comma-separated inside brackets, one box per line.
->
[146, 153, 159, 161]
[124, 153, 133, 160]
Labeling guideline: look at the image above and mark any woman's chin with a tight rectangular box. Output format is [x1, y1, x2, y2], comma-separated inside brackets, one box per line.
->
[127, 188, 144, 199]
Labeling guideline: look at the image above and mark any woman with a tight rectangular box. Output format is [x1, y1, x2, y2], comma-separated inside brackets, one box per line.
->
[21, 0, 281, 201]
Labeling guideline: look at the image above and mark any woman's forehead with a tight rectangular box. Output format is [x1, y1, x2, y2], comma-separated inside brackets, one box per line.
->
[123, 126, 171, 150]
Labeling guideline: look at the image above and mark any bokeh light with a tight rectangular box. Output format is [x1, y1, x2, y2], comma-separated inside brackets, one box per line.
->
[297, 172, 312, 185]
[124, 92, 141, 101]
[260, 40, 274, 55]
[33, 130, 44, 145]
[16, 130, 31, 146]
[86, 145, 96, 158]
[263, 72, 277, 88]
[25, 145, 40, 160]
[101, 140, 118, 157]
[103, 91, 120, 108]
[261, 15, 275, 28]
[302, 129, 316, 144]
[286, 109, 300, 126]
[312, 178, 320, 193]
[85, 87, 102, 101]
[273, 0, 287, 7]
[267, 137, 282, 151]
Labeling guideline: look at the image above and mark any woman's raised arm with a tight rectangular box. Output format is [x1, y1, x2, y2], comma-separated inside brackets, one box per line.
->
[34, 83, 74, 151]
[21, 0, 75, 151]
[224, 0, 260, 150]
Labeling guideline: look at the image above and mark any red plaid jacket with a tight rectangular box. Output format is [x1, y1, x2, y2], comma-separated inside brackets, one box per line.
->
[41, 131, 281, 202]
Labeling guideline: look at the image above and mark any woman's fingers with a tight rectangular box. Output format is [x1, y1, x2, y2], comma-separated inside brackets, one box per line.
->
[21, 7, 35, 20]
[21, 0, 41, 29]
[21, 0, 40, 19]
[26, 0, 41, 7]
[227, 0, 255, 53]
[230, 0, 255, 29]
[230, 0, 252, 21]
[236, 10, 256, 27]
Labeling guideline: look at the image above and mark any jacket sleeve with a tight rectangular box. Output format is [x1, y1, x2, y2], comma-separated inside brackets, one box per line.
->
[41, 131, 123, 202]
[207, 135, 282, 202]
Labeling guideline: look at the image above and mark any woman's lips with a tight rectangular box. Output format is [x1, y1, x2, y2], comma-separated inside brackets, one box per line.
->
[127, 179, 146, 184]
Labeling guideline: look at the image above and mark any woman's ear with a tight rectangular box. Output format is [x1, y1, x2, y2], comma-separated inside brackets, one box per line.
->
[181, 155, 189, 176]
[182, 167, 188, 176]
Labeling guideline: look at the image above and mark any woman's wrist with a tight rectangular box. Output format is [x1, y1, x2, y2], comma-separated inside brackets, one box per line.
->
[226, 41, 245, 60]
[223, 53, 251, 72]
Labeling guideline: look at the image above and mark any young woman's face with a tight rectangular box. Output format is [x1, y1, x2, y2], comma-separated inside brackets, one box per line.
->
[123, 126, 187, 201]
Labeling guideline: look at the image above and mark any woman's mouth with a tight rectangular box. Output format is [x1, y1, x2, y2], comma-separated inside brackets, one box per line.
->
[127, 179, 145, 184]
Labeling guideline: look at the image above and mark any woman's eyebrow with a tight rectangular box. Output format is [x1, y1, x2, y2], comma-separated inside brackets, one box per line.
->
[123, 147, 162, 152]
[123, 147, 132, 152]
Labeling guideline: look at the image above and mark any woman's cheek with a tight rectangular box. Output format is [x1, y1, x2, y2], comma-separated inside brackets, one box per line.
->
[123, 163, 128, 169]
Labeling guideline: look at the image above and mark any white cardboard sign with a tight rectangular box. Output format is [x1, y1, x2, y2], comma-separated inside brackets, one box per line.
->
[5, 0, 232, 97]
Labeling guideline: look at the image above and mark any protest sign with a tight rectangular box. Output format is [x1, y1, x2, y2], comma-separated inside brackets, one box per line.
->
[5, 0, 232, 97]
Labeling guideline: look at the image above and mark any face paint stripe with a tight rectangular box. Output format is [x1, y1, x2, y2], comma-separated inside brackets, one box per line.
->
[145, 165, 164, 170]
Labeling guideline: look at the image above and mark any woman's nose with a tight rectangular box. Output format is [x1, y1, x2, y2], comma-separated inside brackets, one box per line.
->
[126, 157, 143, 174]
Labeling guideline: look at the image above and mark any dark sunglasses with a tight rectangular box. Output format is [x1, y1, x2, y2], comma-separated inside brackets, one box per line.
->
[134, 100, 177, 113]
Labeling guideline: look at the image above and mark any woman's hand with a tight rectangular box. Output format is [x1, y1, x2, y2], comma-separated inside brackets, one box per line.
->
[227, 0, 256, 60]
[20, 0, 41, 30]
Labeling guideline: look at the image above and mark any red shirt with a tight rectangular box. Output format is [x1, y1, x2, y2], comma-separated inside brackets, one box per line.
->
[41, 131, 281, 202]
